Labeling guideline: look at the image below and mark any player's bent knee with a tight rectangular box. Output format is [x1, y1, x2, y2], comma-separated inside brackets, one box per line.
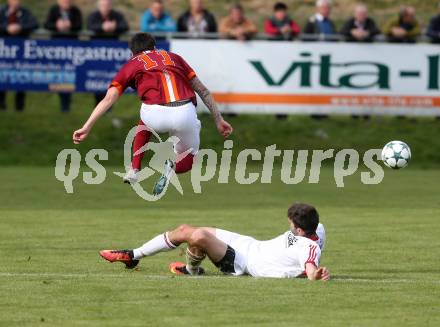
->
[189, 229, 211, 248]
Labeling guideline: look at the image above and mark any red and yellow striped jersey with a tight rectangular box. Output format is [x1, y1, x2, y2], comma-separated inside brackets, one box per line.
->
[109, 50, 197, 105]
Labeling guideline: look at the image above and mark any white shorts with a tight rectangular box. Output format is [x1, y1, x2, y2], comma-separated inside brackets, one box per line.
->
[215, 229, 257, 276]
[140, 102, 201, 155]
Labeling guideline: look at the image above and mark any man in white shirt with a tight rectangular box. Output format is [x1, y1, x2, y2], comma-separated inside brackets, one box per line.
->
[100, 203, 330, 281]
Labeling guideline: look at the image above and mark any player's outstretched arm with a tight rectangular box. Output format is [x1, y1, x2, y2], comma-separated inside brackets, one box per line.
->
[73, 87, 120, 144]
[305, 263, 330, 281]
[190, 77, 233, 138]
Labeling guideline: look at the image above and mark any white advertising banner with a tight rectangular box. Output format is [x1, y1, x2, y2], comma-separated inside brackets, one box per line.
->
[171, 40, 440, 116]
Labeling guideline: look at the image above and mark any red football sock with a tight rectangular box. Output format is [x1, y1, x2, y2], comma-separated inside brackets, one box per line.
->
[175, 153, 194, 174]
[132, 120, 151, 170]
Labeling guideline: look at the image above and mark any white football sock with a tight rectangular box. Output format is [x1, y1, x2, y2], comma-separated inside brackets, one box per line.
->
[185, 248, 206, 275]
[132, 232, 177, 260]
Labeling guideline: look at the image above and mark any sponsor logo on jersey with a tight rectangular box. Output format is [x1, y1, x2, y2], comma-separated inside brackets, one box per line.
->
[286, 232, 298, 247]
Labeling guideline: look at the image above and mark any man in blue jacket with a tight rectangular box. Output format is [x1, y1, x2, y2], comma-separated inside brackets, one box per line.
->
[140, 0, 176, 33]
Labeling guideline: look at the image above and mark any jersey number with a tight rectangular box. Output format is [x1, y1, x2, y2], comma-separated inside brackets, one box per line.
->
[138, 51, 175, 71]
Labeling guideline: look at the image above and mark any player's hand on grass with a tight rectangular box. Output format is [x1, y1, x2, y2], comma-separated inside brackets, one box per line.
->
[314, 267, 330, 281]
[217, 119, 233, 138]
[73, 127, 90, 144]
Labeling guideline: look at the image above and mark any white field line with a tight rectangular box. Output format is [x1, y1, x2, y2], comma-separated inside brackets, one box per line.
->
[0, 272, 182, 279]
[0, 272, 438, 284]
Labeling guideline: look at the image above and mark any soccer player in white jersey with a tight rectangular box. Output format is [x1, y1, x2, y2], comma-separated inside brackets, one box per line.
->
[100, 203, 330, 281]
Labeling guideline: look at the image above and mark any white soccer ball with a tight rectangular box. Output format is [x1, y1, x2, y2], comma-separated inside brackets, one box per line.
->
[381, 141, 411, 169]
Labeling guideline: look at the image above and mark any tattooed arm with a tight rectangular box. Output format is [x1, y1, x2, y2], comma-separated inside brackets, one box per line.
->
[190, 77, 233, 138]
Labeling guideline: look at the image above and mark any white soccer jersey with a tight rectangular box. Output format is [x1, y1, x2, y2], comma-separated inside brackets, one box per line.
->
[246, 232, 322, 278]
[215, 223, 325, 278]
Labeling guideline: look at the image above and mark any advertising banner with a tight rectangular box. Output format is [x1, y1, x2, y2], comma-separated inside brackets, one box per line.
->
[2, 37, 439, 115]
[172, 40, 440, 116]
[0, 37, 169, 93]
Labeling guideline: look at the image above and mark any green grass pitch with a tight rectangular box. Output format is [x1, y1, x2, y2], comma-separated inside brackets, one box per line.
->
[0, 165, 439, 326]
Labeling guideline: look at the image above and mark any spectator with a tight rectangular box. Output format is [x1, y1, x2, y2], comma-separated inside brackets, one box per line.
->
[219, 4, 257, 41]
[44, 0, 82, 113]
[303, 0, 336, 40]
[427, 3, 440, 43]
[87, 0, 128, 39]
[340, 4, 380, 42]
[0, 0, 38, 37]
[141, 0, 176, 33]
[0, 0, 38, 112]
[264, 2, 300, 40]
[383, 6, 420, 43]
[87, 0, 128, 107]
[44, 0, 82, 38]
[177, 0, 217, 36]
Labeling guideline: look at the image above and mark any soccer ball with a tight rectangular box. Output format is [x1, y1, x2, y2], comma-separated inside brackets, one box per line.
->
[381, 141, 411, 169]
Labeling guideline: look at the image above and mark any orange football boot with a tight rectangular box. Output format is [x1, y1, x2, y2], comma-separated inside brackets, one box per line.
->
[99, 250, 139, 269]
[169, 262, 205, 275]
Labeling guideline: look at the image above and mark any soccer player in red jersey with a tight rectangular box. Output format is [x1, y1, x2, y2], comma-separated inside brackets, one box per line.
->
[73, 33, 233, 195]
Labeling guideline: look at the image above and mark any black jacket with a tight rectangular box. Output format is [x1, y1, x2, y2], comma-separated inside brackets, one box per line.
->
[44, 5, 82, 38]
[177, 9, 217, 33]
[340, 17, 380, 42]
[0, 5, 38, 36]
[87, 10, 129, 39]
[427, 15, 440, 43]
